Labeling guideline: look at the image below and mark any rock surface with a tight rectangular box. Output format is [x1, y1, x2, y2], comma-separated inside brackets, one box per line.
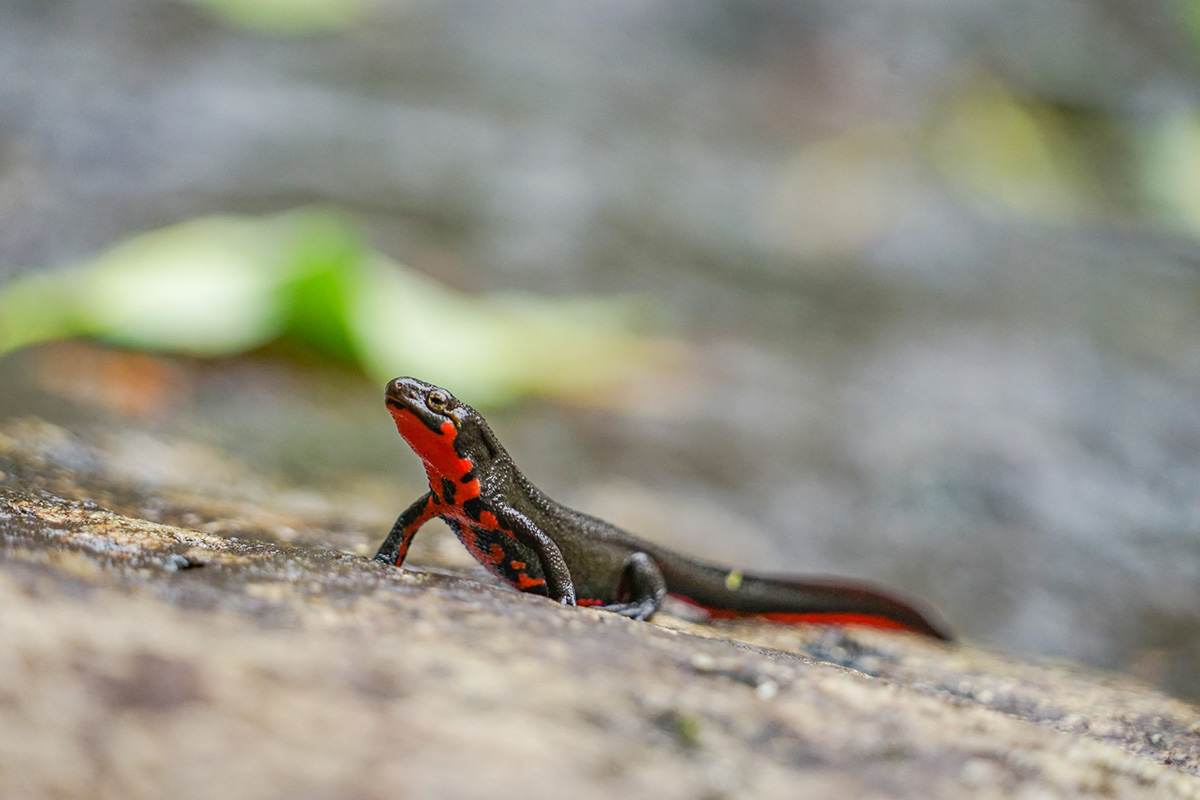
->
[7, 0, 1200, 704]
[1, 419, 1199, 800]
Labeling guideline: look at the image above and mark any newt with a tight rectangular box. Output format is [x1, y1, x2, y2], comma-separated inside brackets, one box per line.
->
[374, 377, 950, 639]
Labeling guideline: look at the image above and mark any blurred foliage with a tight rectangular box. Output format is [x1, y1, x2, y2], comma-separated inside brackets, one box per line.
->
[1180, 0, 1200, 53]
[0, 211, 657, 406]
[918, 71, 1200, 242]
[927, 82, 1101, 220]
[1140, 112, 1200, 236]
[180, 0, 375, 33]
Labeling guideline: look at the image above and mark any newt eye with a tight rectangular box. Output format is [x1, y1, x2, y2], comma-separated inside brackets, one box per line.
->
[427, 390, 450, 412]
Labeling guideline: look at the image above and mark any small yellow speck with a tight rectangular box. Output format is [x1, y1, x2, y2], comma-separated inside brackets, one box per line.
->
[724, 570, 743, 591]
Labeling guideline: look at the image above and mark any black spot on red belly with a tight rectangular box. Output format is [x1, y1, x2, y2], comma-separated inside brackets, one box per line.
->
[462, 497, 485, 521]
[440, 477, 456, 504]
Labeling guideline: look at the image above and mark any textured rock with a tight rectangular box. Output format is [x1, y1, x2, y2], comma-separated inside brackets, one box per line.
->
[1, 421, 1198, 799]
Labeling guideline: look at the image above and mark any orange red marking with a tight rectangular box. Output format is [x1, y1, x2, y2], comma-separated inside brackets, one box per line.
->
[515, 574, 546, 590]
[389, 407, 473, 482]
[672, 595, 919, 633]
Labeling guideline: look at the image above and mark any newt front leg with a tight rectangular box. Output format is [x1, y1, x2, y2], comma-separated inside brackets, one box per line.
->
[490, 504, 576, 605]
[374, 492, 435, 567]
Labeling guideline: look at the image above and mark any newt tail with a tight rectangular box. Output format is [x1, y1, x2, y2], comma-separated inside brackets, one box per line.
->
[374, 377, 951, 640]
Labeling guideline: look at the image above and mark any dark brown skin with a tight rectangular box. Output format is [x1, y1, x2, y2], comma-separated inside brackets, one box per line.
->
[374, 377, 951, 639]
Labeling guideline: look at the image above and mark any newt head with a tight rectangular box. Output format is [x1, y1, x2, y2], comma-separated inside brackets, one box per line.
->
[385, 377, 507, 483]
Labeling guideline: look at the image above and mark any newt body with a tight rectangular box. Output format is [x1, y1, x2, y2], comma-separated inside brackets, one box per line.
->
[375, 377, 949, 639]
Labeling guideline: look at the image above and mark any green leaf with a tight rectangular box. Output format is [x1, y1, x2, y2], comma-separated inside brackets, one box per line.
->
[181, 0, 376, 34]
[0, 210, 658, 406]
[277, 212, 368, 362]
[348, 253, 654, 405]
[77, 217, 294, 355]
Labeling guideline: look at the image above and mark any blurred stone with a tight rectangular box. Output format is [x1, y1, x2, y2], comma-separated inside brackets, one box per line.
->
[1, 419, 1199, 798]
[3, 0, 1200, 727]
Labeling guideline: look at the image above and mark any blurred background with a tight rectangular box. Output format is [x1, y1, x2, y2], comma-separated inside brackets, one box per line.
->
[2, 0, 1200, 701]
